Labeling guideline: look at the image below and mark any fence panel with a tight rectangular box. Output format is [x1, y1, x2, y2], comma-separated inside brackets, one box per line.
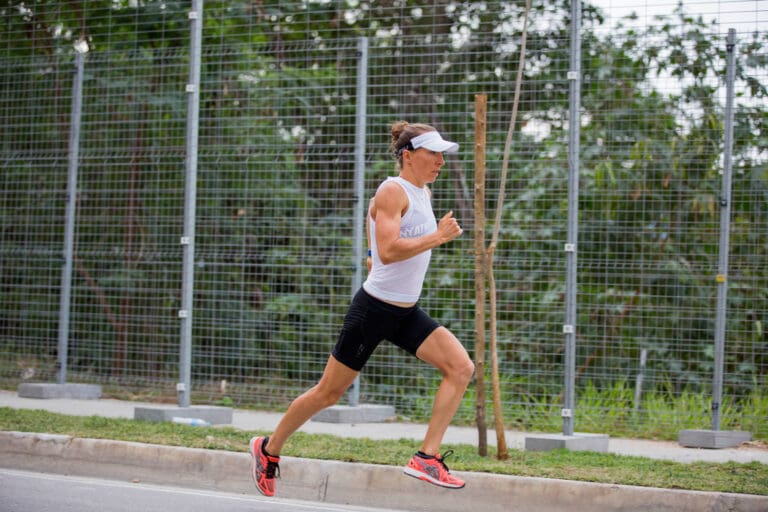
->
[67, 47, 188, 389]
[0, 1, 765, 439]
[1, 53, 72, 382]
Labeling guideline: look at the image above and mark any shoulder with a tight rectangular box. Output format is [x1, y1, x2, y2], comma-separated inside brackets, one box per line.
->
[374, 178, 409, 216]
[376, 179, 407, 200]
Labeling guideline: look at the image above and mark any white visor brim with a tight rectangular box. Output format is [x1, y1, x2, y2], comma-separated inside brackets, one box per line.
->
[410, 131, 459, 153]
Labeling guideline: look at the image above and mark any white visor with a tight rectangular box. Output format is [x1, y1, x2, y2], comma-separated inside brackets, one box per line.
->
[410, 131, 459, 153]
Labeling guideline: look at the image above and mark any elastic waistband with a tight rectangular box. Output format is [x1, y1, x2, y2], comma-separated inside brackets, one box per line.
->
[357, 287, 417, 315]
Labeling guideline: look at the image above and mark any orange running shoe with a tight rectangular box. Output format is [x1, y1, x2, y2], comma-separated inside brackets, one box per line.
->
[403, 450, 465, 489]
[249, 436, 280, 497]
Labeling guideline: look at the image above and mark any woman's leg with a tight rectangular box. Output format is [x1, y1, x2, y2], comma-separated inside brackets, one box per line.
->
[265, 355, 359, 455]
[415, 327, 475, 456]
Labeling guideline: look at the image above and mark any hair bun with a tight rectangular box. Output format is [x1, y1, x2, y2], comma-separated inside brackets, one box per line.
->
[390, 120, 409, 147]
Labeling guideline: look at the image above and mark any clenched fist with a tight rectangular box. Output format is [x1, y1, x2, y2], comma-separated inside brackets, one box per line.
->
[437, 210, 462, 243]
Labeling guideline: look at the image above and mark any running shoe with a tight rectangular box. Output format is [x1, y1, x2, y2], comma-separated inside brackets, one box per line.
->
[403, 450, 465, 489]
[249, 436, 280, 496]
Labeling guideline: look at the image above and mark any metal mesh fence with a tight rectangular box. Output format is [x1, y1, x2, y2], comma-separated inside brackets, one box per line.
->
[1, 50, 70, 380]
[70, 46, 188, 387]
[1, 1, 766, 439]
[191, 36, 364, 406]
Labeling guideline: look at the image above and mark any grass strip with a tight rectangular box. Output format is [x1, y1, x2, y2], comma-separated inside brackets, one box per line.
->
[1, 407, 766, 496]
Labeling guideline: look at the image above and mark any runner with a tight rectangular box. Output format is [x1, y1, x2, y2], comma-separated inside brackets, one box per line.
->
[250, 121, 473, 496]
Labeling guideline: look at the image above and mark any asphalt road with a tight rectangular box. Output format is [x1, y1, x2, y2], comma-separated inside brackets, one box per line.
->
[0, 468, 407, 512]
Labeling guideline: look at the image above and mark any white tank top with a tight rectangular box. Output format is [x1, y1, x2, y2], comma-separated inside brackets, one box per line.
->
[363, 176, 437, 303]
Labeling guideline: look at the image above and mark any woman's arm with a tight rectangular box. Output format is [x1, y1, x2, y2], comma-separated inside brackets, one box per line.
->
[370, 181, 462, 265]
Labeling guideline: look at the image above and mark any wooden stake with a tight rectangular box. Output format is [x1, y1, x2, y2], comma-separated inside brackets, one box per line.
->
[473, 93, 488, 457]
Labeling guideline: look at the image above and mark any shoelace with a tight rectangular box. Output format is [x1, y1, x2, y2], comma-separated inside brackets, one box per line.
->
[265, 459, 280, 479]
[437, 449, 455, 472]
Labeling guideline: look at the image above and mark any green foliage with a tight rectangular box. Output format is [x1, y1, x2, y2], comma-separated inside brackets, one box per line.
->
[0, 1, 766, 430]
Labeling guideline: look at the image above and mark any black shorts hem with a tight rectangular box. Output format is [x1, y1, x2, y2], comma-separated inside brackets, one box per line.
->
[330, 351, 365, 372]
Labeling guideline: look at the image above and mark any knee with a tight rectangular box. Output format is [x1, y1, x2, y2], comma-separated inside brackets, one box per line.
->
[451, 357, 475, 386]
[461, 358, 476, 383]
[311, 384, 347, 409]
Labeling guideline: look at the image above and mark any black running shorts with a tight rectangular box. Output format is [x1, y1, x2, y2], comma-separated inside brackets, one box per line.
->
[332, 287, 440, 372]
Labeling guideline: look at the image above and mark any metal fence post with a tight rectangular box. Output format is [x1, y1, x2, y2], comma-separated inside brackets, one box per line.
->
[178, 0, 203, 408]
[677, 28, 751, 449]
[712, 28, 737, 431]
[562, 0, 581, 437]
[348, 36, 368, 408]
[57, 50, 85, 385]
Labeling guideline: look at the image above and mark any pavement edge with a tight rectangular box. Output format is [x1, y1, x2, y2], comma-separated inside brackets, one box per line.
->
[1, 431, 766, 512]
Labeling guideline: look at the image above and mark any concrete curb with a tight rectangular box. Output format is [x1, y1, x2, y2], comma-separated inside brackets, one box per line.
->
[1, 431, 766, 512]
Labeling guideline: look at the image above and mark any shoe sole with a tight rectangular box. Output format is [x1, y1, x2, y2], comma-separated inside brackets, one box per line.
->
[403, 466, 465, 489]
[249, 437, 273, 497]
